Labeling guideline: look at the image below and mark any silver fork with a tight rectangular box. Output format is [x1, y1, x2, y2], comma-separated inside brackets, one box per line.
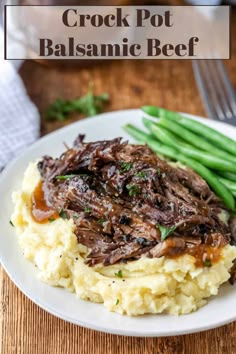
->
[192, 60, 236, 126]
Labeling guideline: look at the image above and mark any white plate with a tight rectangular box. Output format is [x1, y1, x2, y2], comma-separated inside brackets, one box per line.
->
[0, 109, 236, 337]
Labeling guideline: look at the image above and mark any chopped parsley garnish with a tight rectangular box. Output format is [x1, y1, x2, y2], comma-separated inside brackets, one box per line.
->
[126, 184, 140, 197]
[98, 218, 105, 225]
[156, 168, 161, 176]
[204, 259, 212, 267]
[115, 270, 123, 278]
[73, 214, 79, 219]
[115, 299, 120, 305]
[84, 207, 91, 213]
[48, 218, 55, 223]
[44, 88, 109, 121]
[9, 220, 14, 227]
[158, 225, 176, 241]
[59, 209, 67, 219]
[56, 174, 78, 181]
[136, 171, 147, 180]
[120, 161, 133, 172]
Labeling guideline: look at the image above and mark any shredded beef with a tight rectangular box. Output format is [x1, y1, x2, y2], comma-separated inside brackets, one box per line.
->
[37, 136, 234, 268]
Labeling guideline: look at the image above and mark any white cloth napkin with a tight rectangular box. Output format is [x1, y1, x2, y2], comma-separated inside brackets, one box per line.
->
[0, 29, 40, 172]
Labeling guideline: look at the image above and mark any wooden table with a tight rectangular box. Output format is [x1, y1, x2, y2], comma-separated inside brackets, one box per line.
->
[1, 10, 236, 354]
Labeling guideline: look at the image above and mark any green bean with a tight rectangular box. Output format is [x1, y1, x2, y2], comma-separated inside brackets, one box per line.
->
[142, 106, 164, 118]
[124, 124, 235, 209]
[146, 121, 236, 173]
[142, 106, 236, 157]
[124, 124, 180, 158]
[216, 171, 236, 182]
[143, 116, 154, 131]
[124, 124, 176, 160]
[158, 118, 236, 163]
[218, 177, 236, 197]
[123, 124, 150, 143]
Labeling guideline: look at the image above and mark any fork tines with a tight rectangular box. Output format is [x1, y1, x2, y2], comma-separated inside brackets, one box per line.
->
[193, 60, 236, 126]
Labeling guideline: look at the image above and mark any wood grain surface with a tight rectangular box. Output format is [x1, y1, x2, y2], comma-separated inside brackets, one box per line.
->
[1, 9, 236, 354]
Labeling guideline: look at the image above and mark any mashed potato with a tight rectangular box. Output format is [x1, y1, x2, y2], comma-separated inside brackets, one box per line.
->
[12, 162, 236, 316]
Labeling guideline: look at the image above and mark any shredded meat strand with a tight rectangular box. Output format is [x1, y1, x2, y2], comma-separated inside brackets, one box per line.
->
[37, 136, 235, 273]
